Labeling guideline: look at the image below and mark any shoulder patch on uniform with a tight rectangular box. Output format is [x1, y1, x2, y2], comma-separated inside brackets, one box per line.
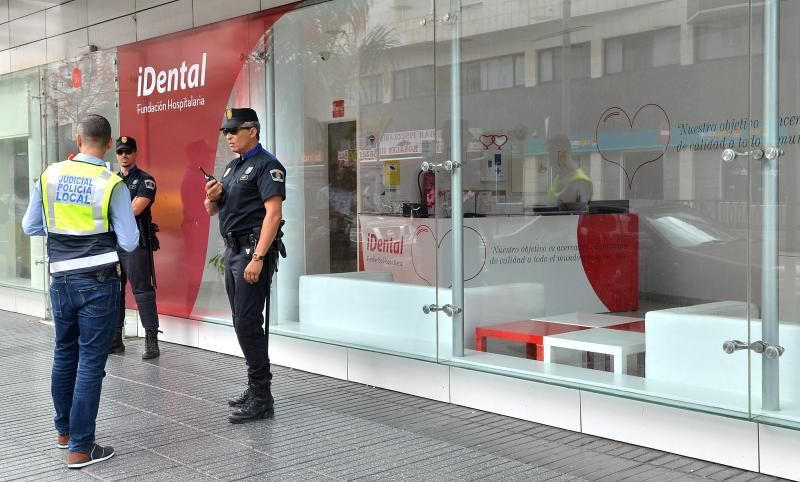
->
[223, 167, 232, 178]
[144, 179, 156, 190]
[270, 169, 285, 183]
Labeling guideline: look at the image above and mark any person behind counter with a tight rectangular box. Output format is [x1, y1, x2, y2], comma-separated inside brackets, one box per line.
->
[547, 134, 593, 211]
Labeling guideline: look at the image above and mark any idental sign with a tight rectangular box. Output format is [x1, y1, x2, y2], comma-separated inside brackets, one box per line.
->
[137, 53, 207, 97]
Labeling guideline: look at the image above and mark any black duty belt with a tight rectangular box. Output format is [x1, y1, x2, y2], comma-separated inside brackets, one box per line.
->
[223, 233, 255, 250]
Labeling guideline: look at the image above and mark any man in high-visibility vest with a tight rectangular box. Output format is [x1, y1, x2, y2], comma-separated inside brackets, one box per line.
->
[547, 134, 593, 211]
[22, 114, 139, 470]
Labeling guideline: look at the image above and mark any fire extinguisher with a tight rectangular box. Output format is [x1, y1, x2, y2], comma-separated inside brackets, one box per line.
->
[418, 170, 436, 214]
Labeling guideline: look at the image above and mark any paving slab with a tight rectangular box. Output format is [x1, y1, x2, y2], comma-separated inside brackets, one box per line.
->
[0, 311, 782, 481]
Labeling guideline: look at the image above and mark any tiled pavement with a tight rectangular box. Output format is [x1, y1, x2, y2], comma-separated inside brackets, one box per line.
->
[0, 310, 788, 481]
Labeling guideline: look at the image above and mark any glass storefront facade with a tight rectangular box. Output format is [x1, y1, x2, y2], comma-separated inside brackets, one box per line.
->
[0, 69, 45, 294]
[3, 0, 800, 433]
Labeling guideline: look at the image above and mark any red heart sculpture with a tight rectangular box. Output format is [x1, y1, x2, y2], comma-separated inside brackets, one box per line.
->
[577, 213, 639, 312]
[411, 224, 487, 287]
[595, 104, 670, 190]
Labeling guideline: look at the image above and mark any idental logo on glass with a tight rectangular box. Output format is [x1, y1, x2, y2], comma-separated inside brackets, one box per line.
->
[137, 53, 207, 97]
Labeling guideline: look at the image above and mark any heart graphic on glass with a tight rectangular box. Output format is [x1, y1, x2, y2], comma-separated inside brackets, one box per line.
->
[595, 104, 671, 190]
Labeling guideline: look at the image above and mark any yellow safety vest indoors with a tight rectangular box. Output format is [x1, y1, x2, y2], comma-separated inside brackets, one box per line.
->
[547, 167, 594, 205]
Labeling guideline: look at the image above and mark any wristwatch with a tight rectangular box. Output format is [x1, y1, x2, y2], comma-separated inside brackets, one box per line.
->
[252, 252, 265, 262]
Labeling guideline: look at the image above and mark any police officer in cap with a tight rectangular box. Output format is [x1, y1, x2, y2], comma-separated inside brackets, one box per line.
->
[204, 107, 286, 423]
[109, 136, 162, 359]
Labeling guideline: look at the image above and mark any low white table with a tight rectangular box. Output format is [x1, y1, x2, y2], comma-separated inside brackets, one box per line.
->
[543, 328, 646, 375]
[532, 312, 644, 329]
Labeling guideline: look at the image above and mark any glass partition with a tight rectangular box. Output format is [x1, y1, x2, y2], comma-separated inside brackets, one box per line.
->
[269, 0, 444, 360]
[41, 50, 122, 322]
[0, 69, 46, 294]
[437, 0, 757, 418]
[42, 50, 120, 168]
[748, 0, 800, 428]
[2, 0, 795, 430]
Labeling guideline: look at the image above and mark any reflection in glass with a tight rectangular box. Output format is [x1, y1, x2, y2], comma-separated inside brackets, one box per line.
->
[649, 213, 737, 248]
[0, 69, 45, 291]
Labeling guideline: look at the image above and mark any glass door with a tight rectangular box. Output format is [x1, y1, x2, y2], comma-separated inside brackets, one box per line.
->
[435, 0, 758, 418]
[267, 0, 444, 362]
[41, 50, 120, 320]
[0, 68, 47, 313]
[748, 0, 800, 428]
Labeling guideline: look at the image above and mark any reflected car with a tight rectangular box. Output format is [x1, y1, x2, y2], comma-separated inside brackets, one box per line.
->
[636, 203, 753, 305]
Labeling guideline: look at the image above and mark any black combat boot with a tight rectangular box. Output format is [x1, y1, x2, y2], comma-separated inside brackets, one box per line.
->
[141, 328, 161, 360]
[227, 387, 251, 407]
[228, 383, 274, 424]
[108, 322, 125, 354]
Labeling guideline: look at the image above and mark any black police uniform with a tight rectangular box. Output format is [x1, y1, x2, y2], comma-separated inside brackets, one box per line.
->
[216, 112, 286, 421]
[114, 136, 161, 358]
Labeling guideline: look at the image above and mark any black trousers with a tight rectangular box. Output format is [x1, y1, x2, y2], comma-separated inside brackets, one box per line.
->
[224, 244, 277, 390]
[117, 246, 159, 330]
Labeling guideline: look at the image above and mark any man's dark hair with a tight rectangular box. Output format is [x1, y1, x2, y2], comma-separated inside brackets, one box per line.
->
[78, 114, 112, 146]
[241, 121, 261, 140]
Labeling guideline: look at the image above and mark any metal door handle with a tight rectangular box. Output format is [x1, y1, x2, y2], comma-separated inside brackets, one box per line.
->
[764, 146, 783, 160]
[765, 344, 785, 359]
[422, 160, 461, 172]
[721, 148, 764, 162]
[722, 340, 785, 358]
[443, 160, 461, 171]
[441, 304, 462, 317]
[723, 340, 748, 354]
[421, 161, 441, 172]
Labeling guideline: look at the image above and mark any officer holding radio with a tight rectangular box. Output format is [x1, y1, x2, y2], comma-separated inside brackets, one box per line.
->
[203, 107, 286, 424]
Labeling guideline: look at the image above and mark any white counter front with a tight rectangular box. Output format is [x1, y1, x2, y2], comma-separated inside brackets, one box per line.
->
[358, 214, 638, 315]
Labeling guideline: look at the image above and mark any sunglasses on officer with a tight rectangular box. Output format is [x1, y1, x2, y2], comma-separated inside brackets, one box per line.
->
[221, 126, 253, 136]
[116, 149, 134, 155]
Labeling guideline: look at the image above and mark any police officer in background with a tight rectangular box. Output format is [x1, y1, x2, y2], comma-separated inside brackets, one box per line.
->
[204, 107, 286, 424]
[108, 136, 162, 359]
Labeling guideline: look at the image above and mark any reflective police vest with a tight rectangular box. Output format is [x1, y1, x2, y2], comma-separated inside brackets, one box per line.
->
[40, 159, 123, 275]
[547, 167, 593, 205]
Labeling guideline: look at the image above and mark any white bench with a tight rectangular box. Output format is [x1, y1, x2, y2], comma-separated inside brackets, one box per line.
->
[298, 272, 545, 357]
[646, 301, 800, 407]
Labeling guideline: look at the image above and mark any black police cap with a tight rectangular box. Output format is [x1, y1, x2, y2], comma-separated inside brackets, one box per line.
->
[220, 107, 259, 130]
[115, 136, 137, 152]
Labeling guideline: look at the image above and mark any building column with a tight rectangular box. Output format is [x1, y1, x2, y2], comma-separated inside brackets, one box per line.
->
[678, 150, 694, 200]
[680, 0, 694, 66]
[590, 38, 603, 79]
[589, 152, 604, 200]
[525, 46, 538, 87]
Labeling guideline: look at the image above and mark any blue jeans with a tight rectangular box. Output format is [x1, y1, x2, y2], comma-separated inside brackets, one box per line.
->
[50, 270, 120, 453]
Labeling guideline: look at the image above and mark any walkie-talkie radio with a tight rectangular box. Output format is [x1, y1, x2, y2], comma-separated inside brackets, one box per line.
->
[198, 166, 216, 183]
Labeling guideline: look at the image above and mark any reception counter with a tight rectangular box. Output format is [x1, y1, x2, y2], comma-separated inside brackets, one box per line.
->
[358, 213, 638, 315]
